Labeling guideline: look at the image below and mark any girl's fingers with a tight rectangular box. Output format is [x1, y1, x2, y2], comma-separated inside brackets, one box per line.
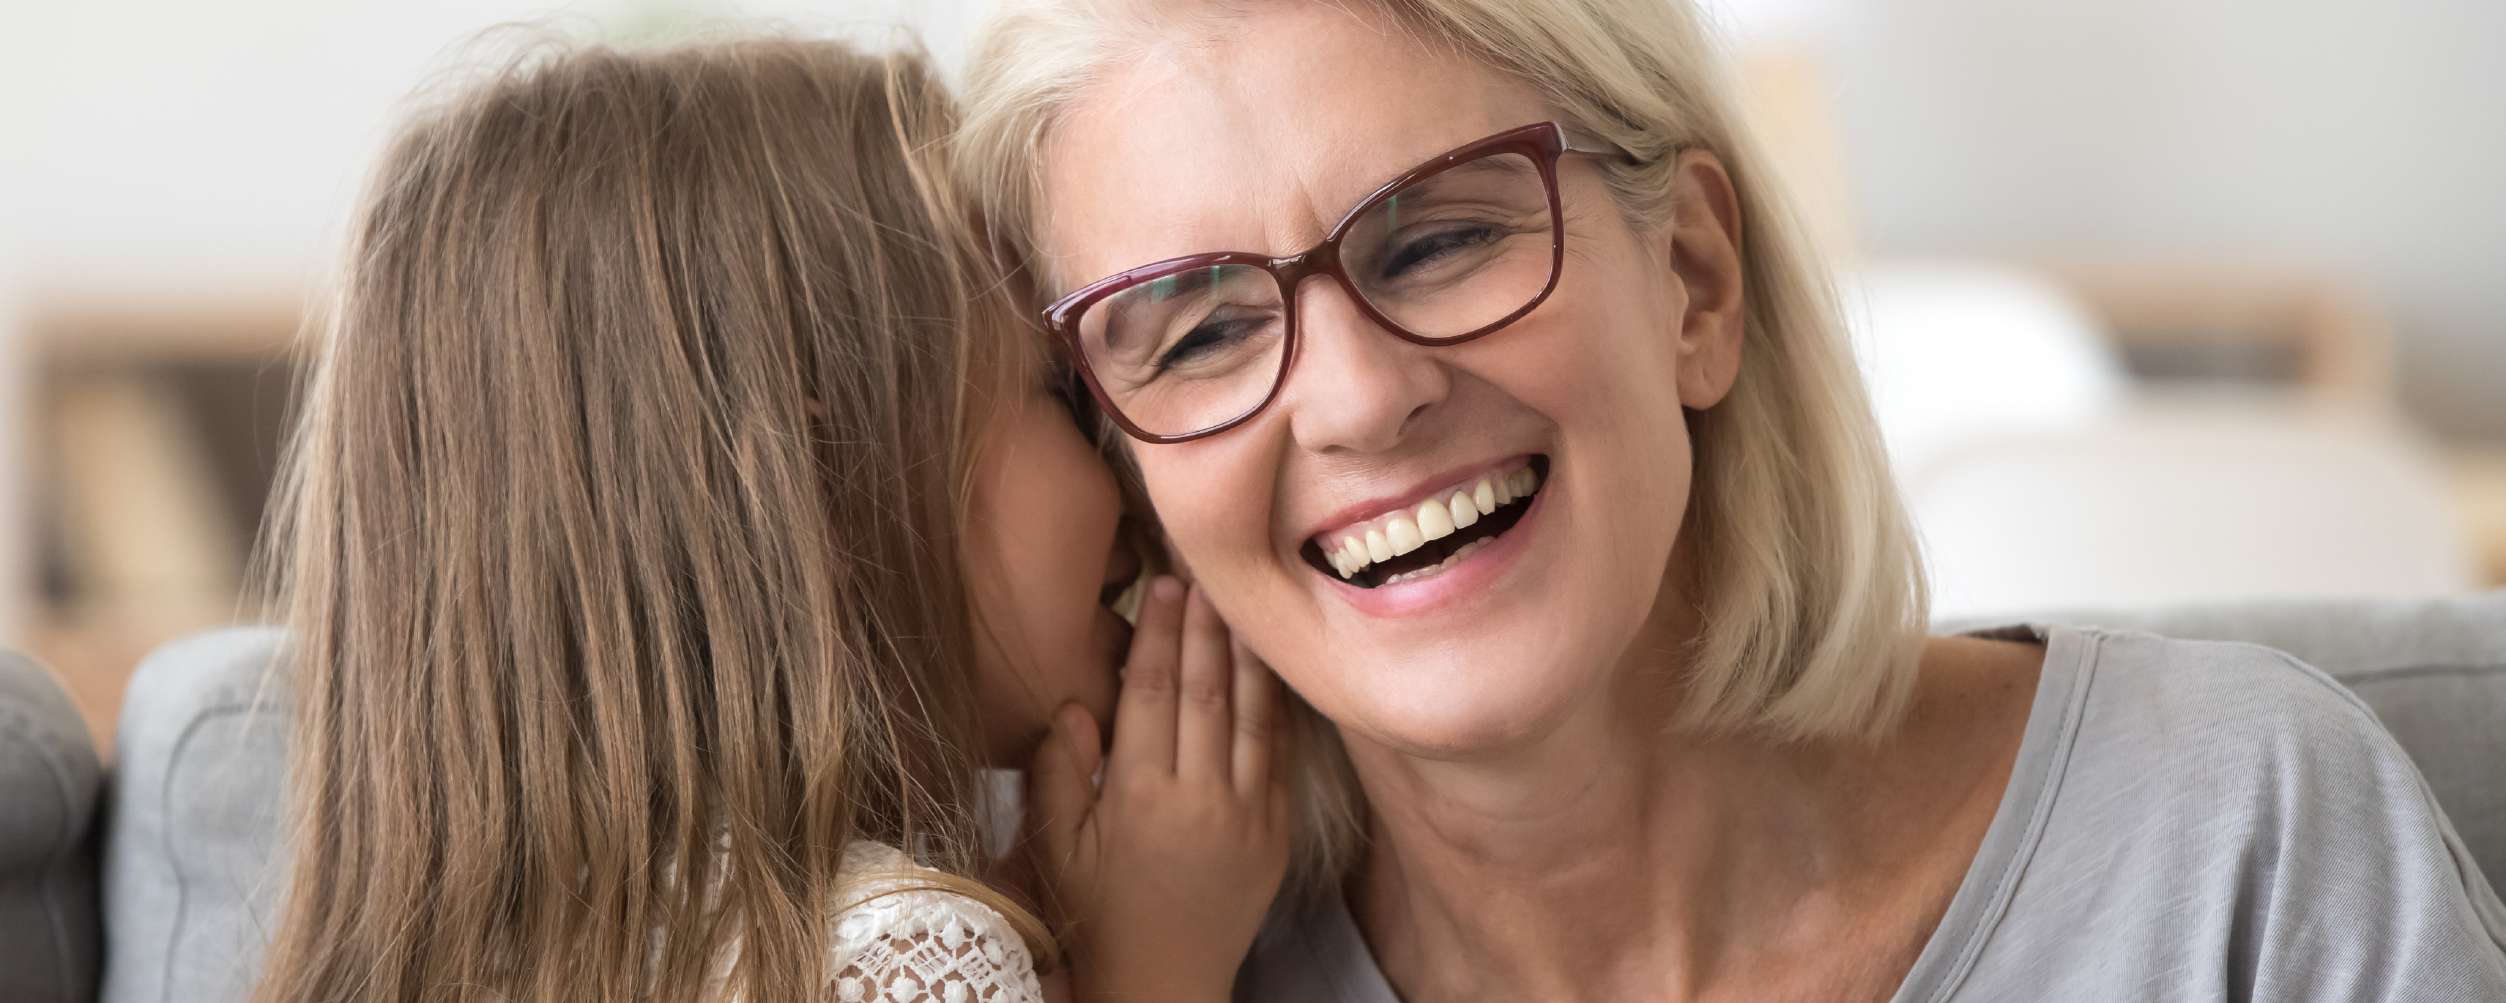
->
[1025, 703, 1101, 864]
[1230, 638, 1281, 798]
[1173, 585, 1236, 783]
[1108, 576, 1185, 776]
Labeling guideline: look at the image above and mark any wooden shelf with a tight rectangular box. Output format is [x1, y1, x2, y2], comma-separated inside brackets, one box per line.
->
[2452, 449, 2506, 588]
[9, 289, 304, 753]
[25, 293, 305, 369]
[2040, 262, 2395, 403]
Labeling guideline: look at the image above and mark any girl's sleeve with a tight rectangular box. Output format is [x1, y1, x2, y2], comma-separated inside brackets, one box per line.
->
[824, 882, 1047, 1003]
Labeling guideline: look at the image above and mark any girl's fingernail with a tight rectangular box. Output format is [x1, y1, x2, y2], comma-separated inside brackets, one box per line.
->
[1151, 576, 1184, 602]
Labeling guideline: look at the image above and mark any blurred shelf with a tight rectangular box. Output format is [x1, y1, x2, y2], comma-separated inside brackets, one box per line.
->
[9, 288, 304, 755]
[2453, 448, 2506, 588]
[25, 293, 305, 369]
[2037, 263, 2502, 585]
[2040, 262, 2395, 403]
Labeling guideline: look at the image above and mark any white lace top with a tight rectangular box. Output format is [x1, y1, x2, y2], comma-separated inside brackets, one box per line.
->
[697, 841, 1044, 1002]
[819, 842, 1045, 1003]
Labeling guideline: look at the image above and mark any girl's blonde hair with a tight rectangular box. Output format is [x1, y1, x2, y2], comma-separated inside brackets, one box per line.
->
[956, 0, 1930, 893]
[257, 36, 1048, 1001]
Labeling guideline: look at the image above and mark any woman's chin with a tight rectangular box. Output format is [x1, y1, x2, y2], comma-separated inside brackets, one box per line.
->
[1349, 710, 1563, 762]
[1328, 661, 1595, 761]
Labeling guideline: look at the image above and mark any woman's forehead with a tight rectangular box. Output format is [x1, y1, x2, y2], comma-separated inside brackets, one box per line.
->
[1036, 7, 1550, 290]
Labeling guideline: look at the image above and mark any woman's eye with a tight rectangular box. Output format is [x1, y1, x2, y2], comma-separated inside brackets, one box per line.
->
[1378, 222, 1508, 280]
[1153, 315, 1254, 373]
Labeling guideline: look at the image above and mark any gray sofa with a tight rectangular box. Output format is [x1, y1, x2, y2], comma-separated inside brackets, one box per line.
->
[5, 598, 2504, 1003]
[5, 628, 289, 1003]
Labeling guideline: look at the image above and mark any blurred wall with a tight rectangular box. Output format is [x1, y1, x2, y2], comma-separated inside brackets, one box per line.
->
[1800, 0, 2506, 439]
[0, 0, 986, 305]
[0, 0, 987, 645]
[3, 0, 2502, 437]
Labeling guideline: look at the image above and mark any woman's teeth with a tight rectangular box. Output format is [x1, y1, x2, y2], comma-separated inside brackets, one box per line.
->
[1320, 465, 1541, 581]
[1379, 537, 1496, 586]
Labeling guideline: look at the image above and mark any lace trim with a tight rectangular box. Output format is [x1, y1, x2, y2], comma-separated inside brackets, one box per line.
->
[822, 843, 1044, 1003]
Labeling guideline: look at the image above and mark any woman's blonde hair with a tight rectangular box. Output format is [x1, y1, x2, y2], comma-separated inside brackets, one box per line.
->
[256, 35, 1048, 1001]
[956, 0, 1929, 893]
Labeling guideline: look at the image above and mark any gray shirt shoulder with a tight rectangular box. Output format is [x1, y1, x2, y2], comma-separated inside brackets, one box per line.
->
[1237, 626, 2506, 1002]
[1914, 626, 2506, 1001]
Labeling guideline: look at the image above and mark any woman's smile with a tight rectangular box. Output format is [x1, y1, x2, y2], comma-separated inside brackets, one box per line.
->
[1295, 454, 1553, 616]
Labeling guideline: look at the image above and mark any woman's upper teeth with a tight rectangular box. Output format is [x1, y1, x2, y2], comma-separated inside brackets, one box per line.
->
[1319, 465, 1541, 579]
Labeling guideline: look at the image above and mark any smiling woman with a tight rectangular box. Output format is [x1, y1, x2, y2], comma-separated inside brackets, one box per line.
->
[957, 0, 2506, 1000]
[961, 0, 1927, 866]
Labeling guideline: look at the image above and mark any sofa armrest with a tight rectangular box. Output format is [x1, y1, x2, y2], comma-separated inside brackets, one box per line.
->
[0, 650, 104, 1003]
[100, 627, 291, 1003]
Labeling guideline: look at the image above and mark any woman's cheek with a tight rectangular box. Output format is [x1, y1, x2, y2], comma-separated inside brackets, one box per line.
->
[1138, 442, 1293, 633]
[1138, 436, 1230, 549]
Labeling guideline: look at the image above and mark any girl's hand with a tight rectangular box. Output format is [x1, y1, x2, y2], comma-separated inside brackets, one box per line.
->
[1025, 576, 1291, 1003]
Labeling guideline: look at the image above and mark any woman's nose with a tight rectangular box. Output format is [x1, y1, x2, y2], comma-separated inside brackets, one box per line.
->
[1279, 278, 1450, 455]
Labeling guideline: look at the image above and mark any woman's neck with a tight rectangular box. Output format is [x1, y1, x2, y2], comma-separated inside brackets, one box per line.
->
[1345, 701, 1846, 998]
[1342, 635, 2037, 1002]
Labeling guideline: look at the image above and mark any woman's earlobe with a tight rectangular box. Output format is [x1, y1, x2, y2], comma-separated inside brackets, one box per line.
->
[1677, 324, 1743, 410]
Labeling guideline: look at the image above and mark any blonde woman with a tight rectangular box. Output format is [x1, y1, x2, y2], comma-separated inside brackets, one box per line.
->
[256, 37, 1289, 1002]
[956, 0, 2506, 998]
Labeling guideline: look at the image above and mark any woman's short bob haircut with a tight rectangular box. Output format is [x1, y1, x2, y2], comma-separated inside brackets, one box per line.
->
[957, 0, 1930, 884]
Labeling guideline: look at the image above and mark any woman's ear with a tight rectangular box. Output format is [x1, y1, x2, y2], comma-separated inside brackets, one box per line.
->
[1661, 150, 1746, 411]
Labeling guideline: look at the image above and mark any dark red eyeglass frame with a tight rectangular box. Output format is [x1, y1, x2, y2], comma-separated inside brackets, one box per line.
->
[1043, 120, 1635, 444]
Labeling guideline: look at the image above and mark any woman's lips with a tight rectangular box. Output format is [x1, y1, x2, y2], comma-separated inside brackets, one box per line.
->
[1314, 462, 1540, 580]
[1299, 455, 1539, 550]
[1304, 456, 1546, 588]
[1312, 464, 1551, 617]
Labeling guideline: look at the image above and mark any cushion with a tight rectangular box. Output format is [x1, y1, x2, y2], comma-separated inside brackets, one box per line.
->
[1912, 401, 2477, 617]
[0, 650, 103, 1003]
[100, 627, 291, 1003]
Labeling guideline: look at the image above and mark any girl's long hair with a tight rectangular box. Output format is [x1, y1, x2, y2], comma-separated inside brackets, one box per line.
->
[254, 35, 1043, 1001]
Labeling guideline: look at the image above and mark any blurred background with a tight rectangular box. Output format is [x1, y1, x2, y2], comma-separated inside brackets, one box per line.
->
[4, 0, 2502, 744]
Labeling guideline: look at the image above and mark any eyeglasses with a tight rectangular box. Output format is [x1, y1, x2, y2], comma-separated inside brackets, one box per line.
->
[1043, 121, 1634, 444]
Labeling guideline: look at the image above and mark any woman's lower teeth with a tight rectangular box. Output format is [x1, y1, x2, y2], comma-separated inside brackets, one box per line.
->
[1379, 537, 1495, 586]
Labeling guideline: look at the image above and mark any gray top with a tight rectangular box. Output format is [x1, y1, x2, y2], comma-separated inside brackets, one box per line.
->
[1235, 626, 2506, 1001]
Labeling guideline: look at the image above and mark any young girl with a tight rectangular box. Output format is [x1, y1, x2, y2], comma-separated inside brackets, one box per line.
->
[253, 36, 1285, 1002]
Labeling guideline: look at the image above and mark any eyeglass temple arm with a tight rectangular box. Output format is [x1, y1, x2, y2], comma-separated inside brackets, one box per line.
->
[1558, 123, 1649, 165]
